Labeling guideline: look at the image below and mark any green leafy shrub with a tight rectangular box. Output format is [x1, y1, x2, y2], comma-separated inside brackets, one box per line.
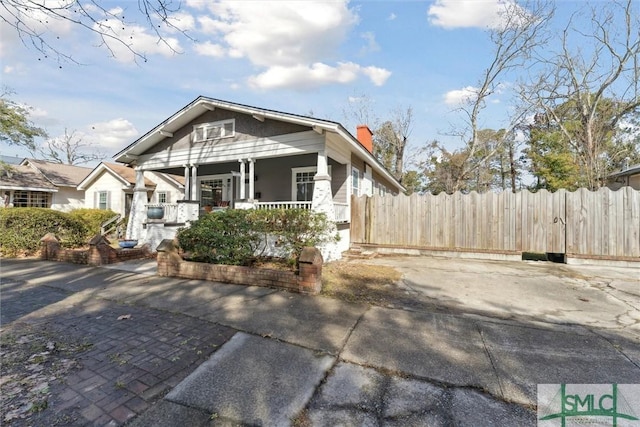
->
[177, 209, 261, 265]
[0, 208, 88, 256]
[177, 208, 338, 266]
[249, 208, 338, 261]
[68, 208, 118, 237]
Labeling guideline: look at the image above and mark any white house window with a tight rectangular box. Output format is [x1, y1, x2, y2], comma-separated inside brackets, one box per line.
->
[157, 192, 168, 204]
[98, 191, 108, 210]
[352, 167, 361, 196]
[292, 167, 316, 202]
[193, 119, 235, 142]
[13, 191, 51, 208]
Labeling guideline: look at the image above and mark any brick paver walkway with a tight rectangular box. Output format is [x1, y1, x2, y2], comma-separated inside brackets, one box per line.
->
[1, 278, 235, 426]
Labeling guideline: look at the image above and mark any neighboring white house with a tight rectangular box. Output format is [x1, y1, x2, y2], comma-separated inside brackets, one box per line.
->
[78, 162, 185, 218]
[0, 159, 90, 211]
[112, 96, 404, 259]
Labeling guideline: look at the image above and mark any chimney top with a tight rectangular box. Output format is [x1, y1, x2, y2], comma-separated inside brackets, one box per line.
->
[356, 125, 373, 154]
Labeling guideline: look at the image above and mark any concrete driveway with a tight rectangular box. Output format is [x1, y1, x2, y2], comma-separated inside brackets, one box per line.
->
[364, 255, 640, 334]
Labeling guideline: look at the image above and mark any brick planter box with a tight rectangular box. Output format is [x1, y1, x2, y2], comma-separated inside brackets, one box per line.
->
[40, 233, 152, 266]
[156, 239, 323, 295]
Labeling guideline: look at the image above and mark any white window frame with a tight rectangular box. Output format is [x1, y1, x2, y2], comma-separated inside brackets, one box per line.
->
[157, 191, 168, 204]
[291, 167, 317, 202]
[291, 166, 332, 201]
[193, 119, 235, 142]
[351, 166, 361, 196]
[98, 191, 108, 210]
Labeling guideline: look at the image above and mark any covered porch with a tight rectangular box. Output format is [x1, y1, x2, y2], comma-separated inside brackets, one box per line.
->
[126, 151, 352, 259]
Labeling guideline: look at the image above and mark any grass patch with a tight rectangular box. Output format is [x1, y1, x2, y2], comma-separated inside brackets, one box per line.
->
[321, 261, 404, 306]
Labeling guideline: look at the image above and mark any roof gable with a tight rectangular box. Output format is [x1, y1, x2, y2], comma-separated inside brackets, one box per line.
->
[78, 162, 156, 190]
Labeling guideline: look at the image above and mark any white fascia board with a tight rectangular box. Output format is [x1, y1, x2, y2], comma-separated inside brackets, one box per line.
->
[2, 185, 58, 192]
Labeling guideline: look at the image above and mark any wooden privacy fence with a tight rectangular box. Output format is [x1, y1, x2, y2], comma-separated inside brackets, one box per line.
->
[351, 187, 640, 261]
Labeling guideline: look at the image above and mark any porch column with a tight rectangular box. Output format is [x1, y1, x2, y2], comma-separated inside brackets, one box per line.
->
[248, 158, 255, 200]
[190, 164, 198, 201]
[239, 160, 246, 199]
[126, 167, 147, 240]
[183, 164, 190, 200]
[312, 150, 335, 221]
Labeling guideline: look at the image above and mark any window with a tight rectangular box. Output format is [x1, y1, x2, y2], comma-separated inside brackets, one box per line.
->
[293, 168, 316, 202]
[13, 191, 51, 208]
[200, 179, 225, 206]
[193, 119, 235, 142]
[352, 167, 361, 196]
[157, 192, 168, 204]
[98, 191, 108, 210]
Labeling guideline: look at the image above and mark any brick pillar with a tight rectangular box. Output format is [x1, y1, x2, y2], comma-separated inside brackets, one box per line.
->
[40, 233, 60, 260]
[156, 239, 182, 277]
[297, 246, 323, 295]
[88, 234, 111, 266]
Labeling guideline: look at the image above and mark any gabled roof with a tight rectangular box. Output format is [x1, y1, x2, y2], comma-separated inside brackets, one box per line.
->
[78, 162, 156, 190]
[21, 159, 92, 187]
[113, 96, 404, 192]
[0, 165, 58, 192]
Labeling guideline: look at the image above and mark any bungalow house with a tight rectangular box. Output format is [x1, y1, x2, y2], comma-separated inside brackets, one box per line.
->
[0, 159, 90, 211]
[113, 96, 404, 259]
[78, 162, 185, 219]
[607, 163, 640, 190]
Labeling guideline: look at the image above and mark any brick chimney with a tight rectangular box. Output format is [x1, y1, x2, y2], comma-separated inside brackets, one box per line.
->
[356, 125, 373, 153]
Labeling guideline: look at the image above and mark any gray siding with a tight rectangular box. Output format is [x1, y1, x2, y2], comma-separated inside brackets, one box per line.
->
[144, 110, 311, 155]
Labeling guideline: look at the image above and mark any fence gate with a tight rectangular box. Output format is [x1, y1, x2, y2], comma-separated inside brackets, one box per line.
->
[519, 189, 566, 254]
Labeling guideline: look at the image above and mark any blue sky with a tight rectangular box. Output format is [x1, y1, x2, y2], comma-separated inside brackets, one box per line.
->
[1, 0, 585, 167]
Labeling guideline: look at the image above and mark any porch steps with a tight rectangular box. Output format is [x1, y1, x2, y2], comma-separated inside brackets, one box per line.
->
[343, 245, 378, 260]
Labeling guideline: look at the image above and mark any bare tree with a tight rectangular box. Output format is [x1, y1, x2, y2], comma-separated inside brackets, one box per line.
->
[39, 128, 105, 165]
[442, 0, 554, 192]
[0, 0, 190, 63]
[519, 0, 640, 190]
[374, 106, 413, 182]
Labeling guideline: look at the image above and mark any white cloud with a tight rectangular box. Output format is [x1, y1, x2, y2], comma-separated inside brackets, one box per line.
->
[388, 13, 397, 21]
[190, 1, 389, 89]
[0, 0, 75, 58]
[428, 0, 524, 29]
[87, 118, 138, 149]
[193, 41, 225, 57]
[92, 7, 182, 63]
[360, 32, 380, 55]
[248, 62, 390, 90]
[444, 86, 478, 106]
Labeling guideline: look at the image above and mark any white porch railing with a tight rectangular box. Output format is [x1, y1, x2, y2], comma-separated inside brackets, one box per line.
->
[334, 202, 349, 223]
[255, 201, 313, 210]
[146, 203, 179, 222]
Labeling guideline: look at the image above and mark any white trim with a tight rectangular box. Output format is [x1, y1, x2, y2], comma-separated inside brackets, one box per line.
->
[291, 166, 317, 201]
[351, 165, 361, 196]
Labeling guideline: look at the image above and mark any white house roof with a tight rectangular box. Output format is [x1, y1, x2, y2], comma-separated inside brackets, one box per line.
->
[113, 96, 404, 192]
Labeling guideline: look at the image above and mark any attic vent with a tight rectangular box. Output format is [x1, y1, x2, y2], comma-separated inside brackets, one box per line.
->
[193, 119, 235, 142]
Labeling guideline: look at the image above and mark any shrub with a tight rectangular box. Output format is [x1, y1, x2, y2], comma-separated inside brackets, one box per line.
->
[177, 208, 338, 266]
[177, 209, 261, 265]
[68, 208, 118, 237]
[0, 208, 88, 256]
[249, 208, 338, 261]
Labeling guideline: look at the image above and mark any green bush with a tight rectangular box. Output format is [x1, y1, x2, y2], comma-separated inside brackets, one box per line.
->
[177, 209, 261, 265]
[248, 208, 338, 260]
[68, 208, 118, 237]
[177, 208, 338, 266]
[0, 208, 88, 256]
